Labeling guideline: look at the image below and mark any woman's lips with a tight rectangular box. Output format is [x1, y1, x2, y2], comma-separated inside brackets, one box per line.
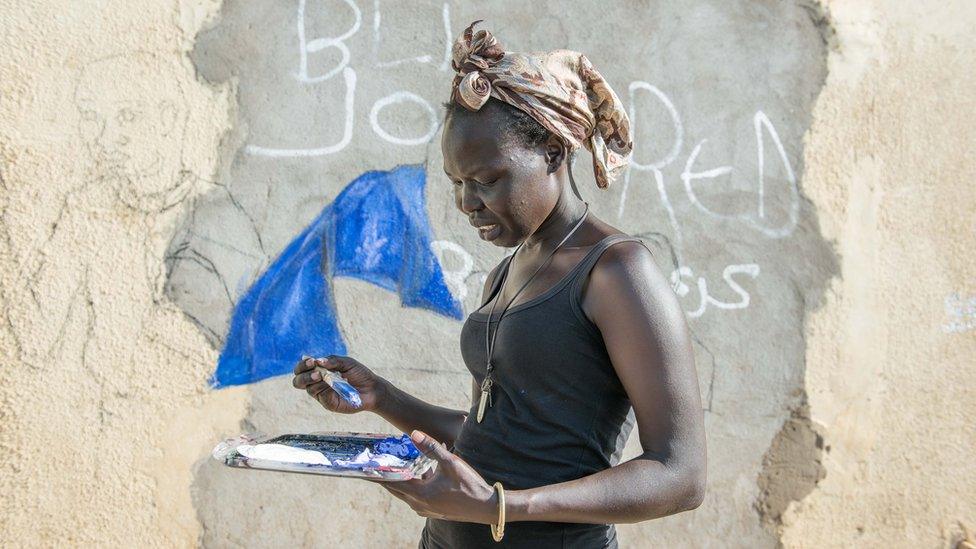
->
[477, 223, 501, 241]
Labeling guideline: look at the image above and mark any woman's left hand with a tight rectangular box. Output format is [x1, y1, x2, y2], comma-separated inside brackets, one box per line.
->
[367, 430, 498, 524]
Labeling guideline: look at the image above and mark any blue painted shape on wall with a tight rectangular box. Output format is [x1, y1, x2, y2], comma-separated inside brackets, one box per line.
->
[212, 164, 462, 388]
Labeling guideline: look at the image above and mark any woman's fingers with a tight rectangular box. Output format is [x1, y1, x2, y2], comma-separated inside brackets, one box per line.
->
[304, 380, 331, 398]
[293, 356, 316, 375]
[410, 431, 455, 465]
[377, 483, 442, 518]
[292, 369, 324, 389]
[293, 355, 351, 388]
[306, 383, 343, 412]
[294, 355, 349, 374]
[313, 355, 356, 373]
[380, 482, 422, 504]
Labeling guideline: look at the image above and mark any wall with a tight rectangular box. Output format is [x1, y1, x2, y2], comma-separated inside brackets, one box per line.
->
[0, 1, 972, 548]
[782, 1, 976, 546]
[0, 1, 247, 546]
[178, 2, 831, 547]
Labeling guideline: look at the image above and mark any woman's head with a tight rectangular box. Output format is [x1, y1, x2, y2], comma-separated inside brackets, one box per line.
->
[441, 96, 577, 247]
[443, 20, 634, 246]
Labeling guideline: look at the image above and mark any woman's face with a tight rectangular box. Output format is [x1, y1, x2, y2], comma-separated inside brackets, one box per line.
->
[441, 105, 561, 248]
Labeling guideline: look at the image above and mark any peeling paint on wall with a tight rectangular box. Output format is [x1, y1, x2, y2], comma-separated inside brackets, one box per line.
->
[756, 403, 826, 538]
[177, 2, 835, 547]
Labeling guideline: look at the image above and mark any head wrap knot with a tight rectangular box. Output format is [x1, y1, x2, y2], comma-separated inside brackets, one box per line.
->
[449, 20, 633, 189]
[450, 19, 504, 111]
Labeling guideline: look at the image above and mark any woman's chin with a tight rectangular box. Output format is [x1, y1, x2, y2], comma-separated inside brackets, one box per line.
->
[487, 231, 517, 248]
[473, 224, 520, 247]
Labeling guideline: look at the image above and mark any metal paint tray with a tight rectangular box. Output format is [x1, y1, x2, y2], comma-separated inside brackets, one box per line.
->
[212, 431, 435, 481]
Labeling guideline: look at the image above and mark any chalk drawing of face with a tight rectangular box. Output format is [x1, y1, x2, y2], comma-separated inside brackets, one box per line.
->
[74, 52, 190, 210]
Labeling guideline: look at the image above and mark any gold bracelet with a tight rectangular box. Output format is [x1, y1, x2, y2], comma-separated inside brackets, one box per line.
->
[489, 481, 506, 542]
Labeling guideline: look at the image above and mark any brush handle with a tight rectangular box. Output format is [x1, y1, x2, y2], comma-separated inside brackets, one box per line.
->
[316, 366, 363, 408]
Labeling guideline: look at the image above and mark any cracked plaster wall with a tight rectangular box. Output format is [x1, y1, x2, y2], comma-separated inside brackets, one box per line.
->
[0, 0, 972, 548]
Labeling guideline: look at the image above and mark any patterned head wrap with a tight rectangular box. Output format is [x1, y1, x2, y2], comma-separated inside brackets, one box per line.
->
[450, 20, 633, 189]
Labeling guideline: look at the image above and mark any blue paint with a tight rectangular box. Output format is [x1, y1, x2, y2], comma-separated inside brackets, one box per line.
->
[321, 369, 363, 408]
[212, 164, 462, 387]
[374, 434, 421, 459]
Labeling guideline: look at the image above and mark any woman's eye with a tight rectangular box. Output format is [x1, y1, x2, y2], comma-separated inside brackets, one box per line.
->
[450, 178, 496, 187]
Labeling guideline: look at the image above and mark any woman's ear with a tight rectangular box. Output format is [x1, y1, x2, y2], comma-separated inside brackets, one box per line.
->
[544, 135, 567, 175]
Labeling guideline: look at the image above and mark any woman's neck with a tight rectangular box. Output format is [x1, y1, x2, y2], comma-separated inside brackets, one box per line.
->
[520, 191, 588, 253]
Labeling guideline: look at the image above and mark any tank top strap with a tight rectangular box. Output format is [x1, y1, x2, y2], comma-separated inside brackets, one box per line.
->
[567, 233, 649, 330]
[478, 253, 515, 309]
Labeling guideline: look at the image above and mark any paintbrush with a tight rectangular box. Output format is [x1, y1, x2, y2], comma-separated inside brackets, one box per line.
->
[313, 364, 363, 409]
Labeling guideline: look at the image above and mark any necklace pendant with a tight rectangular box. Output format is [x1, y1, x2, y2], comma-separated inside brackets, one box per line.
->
[476, 376, 493, 423]
[476, 389, 488, 423]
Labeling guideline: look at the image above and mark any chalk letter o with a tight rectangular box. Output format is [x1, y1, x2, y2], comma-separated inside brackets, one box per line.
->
[369, 91, 438, 146]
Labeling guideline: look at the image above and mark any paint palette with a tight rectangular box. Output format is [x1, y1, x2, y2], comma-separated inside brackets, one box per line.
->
[212, 431, 436, 481]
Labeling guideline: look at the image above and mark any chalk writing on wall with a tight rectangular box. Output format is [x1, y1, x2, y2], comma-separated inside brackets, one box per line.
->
[622, 78, 800, 259]
[247, 0, 451, 157]
[176, 0, 816, 390]
[213, 164, 462, 387]
[942, 292, 976, 334]
[670, 263, 761, 319]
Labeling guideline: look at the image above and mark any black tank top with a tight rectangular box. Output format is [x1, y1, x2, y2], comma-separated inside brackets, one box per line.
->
[420, 233, 642, 549]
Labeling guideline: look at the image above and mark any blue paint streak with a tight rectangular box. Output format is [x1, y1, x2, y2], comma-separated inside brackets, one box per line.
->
[212, 164, 462, 388]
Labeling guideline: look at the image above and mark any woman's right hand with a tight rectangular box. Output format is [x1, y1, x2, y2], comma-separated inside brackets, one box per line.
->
[292, 355, 389, 414]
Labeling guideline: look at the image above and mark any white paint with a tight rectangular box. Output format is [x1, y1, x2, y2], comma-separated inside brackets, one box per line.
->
[372, 0, 432, 68]
[676, 112, 799, 239]
[250, 0, 446, 156]
[681, 138, 735, 218]
[627, 82, 684, 171]
[670, 266, 695, 298]
[369, 91, 438, 145]
[942, 292, 976, 333]
[619, 82, 683, 219]
[334, 447, 408, 468]
[238, 443, 332, 465]
[616, 81, 800, 244]
[438, 3, 452, 72]
[753, 110, 798, 237]
[671, 263, 760, 318]
[246, 67, 357, 157]
[297, 0, 362, 83]
[431, 240, 474, 302]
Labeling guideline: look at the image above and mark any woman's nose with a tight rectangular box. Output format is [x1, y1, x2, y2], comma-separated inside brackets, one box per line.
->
[457, 182, 484, 214]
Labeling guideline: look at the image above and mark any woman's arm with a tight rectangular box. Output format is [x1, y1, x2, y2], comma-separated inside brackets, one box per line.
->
[505, 240, 706, 524]
[294, 354, 470, 447]
[374, 382, 468, 448]
[298, 261, 503, 448]
[373, 244, 705, 525]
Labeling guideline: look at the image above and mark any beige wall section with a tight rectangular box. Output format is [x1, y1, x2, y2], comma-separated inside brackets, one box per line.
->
[0, 1, 246, 546]
[783, 1, 976, 547]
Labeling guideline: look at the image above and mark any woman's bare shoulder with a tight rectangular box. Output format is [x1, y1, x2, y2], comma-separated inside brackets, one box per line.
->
[580, 233, 675, 324]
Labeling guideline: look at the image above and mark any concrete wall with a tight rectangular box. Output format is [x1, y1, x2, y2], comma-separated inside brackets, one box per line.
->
[0, 1, 972, 547]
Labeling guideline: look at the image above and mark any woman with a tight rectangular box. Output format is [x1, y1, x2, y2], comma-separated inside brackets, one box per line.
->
[292, 20, 706, 548]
